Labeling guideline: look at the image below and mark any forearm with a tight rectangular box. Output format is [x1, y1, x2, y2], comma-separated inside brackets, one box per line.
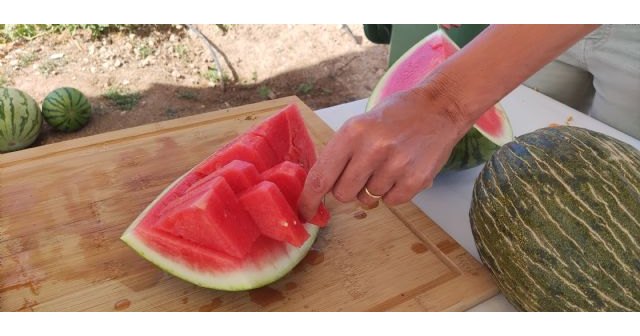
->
[417, 24, 600, 136]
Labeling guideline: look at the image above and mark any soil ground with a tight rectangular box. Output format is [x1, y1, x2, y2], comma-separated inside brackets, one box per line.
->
[1, 24, 389, 147]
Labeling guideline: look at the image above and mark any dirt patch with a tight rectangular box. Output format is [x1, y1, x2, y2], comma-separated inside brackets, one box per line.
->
[1, 24, 389, 147]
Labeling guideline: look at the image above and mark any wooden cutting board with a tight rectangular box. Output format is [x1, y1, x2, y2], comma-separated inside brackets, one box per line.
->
[0, 97, 498, 312]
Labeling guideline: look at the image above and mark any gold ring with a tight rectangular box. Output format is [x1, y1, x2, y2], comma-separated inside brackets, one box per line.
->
[364, 187, 383, 199]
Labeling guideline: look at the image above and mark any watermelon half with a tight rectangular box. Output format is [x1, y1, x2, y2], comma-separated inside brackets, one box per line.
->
[367, 29, 513, 171]
[121, 104, 329, 291]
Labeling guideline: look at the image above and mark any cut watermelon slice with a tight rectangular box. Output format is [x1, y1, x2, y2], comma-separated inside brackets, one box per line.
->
[367, 29, 513, 171]
[262, 161, 330, 227]
[194, 134, 278, 175]
[250, 109, 289, 162]
[283, 105, 318, 171]
[239, 181, 310, 248]
[250, 104, 317, 171]
[156, 176, 260, 258]
[134, 223, 317, 290]
[121, 103, 326, 291]
[187, 160, 261, 195]
[309, 205, 330, 227]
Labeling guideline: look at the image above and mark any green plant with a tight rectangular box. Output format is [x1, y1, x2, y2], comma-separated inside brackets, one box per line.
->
[0, 74, 9, 87]
[216, 24, 230, 35]
[18, 52, 38, 67]
[103, 87, 141, 111]
[39, 58, 67, 76]
[176, 89, 198, 100]
[0, 24, 136, 42]
[54, 24, 136, 38]
[296, 82, 314, 95]
[203, 66, 229, 84]
[258, 85, 275, 100]
[174, 44, 189, 60]
[72, 24, 111, 38]
[251, 71, 258, 83]
[164, 107, 178, 118]
[138, 45, 153, 59]
[1, 24, 39, 41]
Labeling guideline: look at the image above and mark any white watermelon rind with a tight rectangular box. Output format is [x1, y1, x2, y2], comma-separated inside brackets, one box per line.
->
[485, 103, 513, 146]
[366, 29, 513, 147]
[121, 171, 319, 291]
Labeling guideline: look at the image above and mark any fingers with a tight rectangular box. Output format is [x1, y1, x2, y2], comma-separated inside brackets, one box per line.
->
[299, 106, 451, 218]
[383, 173, 434, 206]
[380, 144, 451, 206]
[298, 122, 355, 221]
[331, 144, 389, 204]
[356, 164, 400, 208]
[331, 156, 375, 204]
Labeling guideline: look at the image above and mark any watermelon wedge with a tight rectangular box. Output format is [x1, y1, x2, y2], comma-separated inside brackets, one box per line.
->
[194, 133, 278, 176]
[239, 181, 310, 248]
[121, 104, 328, 291]
[367, 29, 513, 171]
[187, 160, 261, 195]
[155, 176, 260, 259]
[262, 161, 330, 227]
[249, 104, 317, 171]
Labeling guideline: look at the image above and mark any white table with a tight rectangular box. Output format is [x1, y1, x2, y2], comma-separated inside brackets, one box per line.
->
[314, 85, 640, 312]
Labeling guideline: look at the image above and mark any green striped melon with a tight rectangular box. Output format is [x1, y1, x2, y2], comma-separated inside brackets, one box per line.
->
[42, 87, 92, 132]
[366, 29, 513, 172]
[0, 87, 42, 153]
[470, 126, 640, 311]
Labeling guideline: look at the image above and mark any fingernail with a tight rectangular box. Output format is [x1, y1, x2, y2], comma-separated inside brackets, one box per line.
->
[298, 205, 311, 222]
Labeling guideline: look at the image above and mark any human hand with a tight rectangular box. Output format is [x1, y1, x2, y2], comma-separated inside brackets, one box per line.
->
[298, 88, 466, 219]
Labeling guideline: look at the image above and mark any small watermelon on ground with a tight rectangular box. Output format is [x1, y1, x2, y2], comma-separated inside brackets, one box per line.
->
[0, 87, 43, 153]
[366, 29, 513, 172]
[42, 87, 92, 132]
[470, 126, 640, 311]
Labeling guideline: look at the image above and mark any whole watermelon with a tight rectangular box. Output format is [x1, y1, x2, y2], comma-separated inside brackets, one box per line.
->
[470, 126, 640, 311]
[0, 87, 43, 153]
[42, 87, 92, 132]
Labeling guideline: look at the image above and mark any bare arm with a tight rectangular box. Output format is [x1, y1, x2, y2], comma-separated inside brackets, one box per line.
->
[421, 24, 600, 138]
[298, 24, 600, 220]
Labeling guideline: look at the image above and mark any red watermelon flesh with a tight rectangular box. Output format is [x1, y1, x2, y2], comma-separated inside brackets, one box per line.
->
[121, 103, 326, 291]
[250, 104, 317, 171]
[250, 109, 289, 162]
[262, 161, 330, 227]
[240, 134, 279, 170]
[369, 32, 457, 106]
[261, 161, 307, 208]
[239, 181, 310, 248]
[137, 226, 241, 271]
[160, 173, 201, 208]
[194, 134, 278, 176]
[187, 160, 261, 195]
[309, 205, 330, 227]
[283, 104, 317, 171]
[155, 176, 260, 258]
[137, 227, 291, 272]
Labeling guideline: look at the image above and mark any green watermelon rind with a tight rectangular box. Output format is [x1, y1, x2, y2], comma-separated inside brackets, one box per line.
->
[121, 171, 319, 291]
[0, 88, 43, 153]
[42, 87, 92, 133]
